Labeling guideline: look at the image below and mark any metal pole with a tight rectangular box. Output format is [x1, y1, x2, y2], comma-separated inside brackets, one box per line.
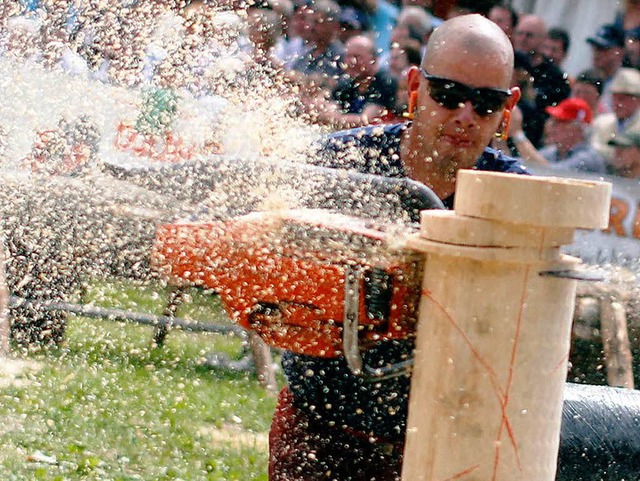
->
[8, 295, 246, 337]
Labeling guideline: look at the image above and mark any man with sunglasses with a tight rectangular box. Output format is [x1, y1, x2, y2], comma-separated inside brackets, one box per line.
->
[270, 14, 524, 481]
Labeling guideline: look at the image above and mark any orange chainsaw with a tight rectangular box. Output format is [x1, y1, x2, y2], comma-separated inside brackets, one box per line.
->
[151, 170, 444, 374]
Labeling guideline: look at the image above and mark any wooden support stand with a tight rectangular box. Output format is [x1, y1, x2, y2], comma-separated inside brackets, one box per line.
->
[402, 171, 611, 481]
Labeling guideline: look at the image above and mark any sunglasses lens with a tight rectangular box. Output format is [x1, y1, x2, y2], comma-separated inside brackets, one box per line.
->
[428, 80, 467, 110]
[473, 93, 508, 116]
[427, 76, 508, 116]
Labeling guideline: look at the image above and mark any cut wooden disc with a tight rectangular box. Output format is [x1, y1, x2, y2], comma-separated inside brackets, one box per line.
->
[454, 170, 611, 229]
[420, 210, 575, 247]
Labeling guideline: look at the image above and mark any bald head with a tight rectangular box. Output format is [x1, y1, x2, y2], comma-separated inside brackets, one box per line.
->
[513, 14, 547, 55]
[424, 14, 514, 88]
[517, 14, 547, 36]
[345, 34, 376, 57]
[344, 34, 378, 79]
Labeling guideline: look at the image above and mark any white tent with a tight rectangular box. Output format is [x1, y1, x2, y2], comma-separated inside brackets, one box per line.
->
[511, 0, 622, 76]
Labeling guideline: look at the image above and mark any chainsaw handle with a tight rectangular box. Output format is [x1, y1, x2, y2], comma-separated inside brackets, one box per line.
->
[103, 155, 445, 222]
[332, 168, 446, 222]
[277, 162, 445, 223]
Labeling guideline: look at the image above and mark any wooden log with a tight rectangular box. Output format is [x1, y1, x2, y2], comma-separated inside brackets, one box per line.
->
[402, 170, 612, 481]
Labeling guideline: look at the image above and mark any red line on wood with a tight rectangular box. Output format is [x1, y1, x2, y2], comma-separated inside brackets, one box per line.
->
[553, 351, 570, 372]
[422, 282, 528, 481]
[493, 266, 530, 479]
[441, 464, 481, 481]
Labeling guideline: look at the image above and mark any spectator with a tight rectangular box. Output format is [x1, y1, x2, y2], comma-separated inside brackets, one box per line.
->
[488, 2, 519, 43]
[510, 50, 546, 148]
[36, 2, 93, 77]
[352, 0, 399, 56]
[288, 0, 345, 91]
[378, 5, 433, 70]
[572, 70, 606, 115]
[68, 3, 143, 85]
[399, 0, 443, 30]
[542, 27, 570, 68]
[315, 34, 396, 128]
[386, 38, 421, 79]
[591, 67, 640, 161]
[539, 98, 605, 173]
[607, 122, 640, 178]
[614, 0, 640, 68]
[245, 6, 285, 68]
[382, 42, 422, 122]
[0, 15, 43, 61]
[446, 0, 498, 18]
[392, 5, 433, 46]
[273, 0, 313, 68]
[507, 98, 605, 174]
[586, 24, 626, 112]
[22, 115, 101, 176]
[615, 0, 640, 38]
[0, 2, 20, 26]
[20, 0, 40, 12]
[513, 14, 570, 111]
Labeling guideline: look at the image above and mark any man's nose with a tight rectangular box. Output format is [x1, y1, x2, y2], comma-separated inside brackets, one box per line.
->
[453, 101, 478, 125]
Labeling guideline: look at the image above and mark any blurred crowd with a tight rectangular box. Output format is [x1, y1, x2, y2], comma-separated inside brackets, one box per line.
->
[0, 0, 639, 178]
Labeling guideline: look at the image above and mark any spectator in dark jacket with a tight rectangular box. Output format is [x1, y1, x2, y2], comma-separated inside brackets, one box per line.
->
[513, 14, 571, 112]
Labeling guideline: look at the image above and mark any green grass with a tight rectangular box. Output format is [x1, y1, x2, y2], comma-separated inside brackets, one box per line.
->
[0, 280, 281, 480]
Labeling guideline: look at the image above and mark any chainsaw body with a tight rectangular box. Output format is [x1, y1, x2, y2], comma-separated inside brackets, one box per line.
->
[153, 210, 423, 361]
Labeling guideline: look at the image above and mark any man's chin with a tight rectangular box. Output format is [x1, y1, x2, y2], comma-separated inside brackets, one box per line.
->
[434, 144, 482, 169]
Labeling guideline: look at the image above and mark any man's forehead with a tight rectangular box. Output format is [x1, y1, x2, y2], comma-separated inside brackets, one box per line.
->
[517, 16, 545, 33]
[426, 48, 511, 81]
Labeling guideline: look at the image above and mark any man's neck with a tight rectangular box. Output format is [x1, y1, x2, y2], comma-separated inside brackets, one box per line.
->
[399, 129, 458, 201]
[602, 63, 620, 79]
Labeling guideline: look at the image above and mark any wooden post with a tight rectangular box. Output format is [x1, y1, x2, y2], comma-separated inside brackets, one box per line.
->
[247, 331, 277, 392]
[402, 171, 611, 481]
[600, 297, 635, 389]
[574, 275, 636, 389]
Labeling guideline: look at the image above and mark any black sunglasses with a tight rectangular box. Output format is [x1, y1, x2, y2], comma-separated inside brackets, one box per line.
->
[420, 67, 512, 117]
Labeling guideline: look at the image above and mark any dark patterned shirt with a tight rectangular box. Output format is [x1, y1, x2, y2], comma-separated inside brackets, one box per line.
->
[284, 123, 528, 440]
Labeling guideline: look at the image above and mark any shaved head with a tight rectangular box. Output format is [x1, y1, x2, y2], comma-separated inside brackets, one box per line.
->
[424, 14, 514, 88]
[401, 14, 521, 198]
[513, 14, 547, 55]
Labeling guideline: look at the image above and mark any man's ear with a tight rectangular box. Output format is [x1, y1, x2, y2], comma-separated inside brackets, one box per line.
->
[406, 66, 421, 95]
[404, 66, 422, 118]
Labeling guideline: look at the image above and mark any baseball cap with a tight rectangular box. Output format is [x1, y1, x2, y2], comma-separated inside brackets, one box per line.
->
[587, 24, 625, 49]
[610, 68, 640, 96]
[608, 124, 640, 148]
[545, 97, 593, 123]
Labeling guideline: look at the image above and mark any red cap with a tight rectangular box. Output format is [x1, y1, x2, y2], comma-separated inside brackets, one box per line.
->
[545, 97, 593, 124]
